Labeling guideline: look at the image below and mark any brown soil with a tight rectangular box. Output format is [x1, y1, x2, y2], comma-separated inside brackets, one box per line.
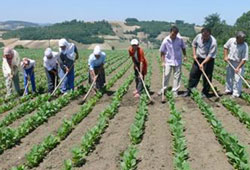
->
[0, 61, 129, 170]
[136, 55, 174, 170]
[34, 64, 134, 170]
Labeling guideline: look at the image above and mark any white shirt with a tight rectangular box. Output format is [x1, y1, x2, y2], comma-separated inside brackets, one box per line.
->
[21, 59, 36, 70]
[2, 50, 20, 77]
[88, 52, 106, 70]
[224, 37, 249, 62]
[43, 52, 59, 71]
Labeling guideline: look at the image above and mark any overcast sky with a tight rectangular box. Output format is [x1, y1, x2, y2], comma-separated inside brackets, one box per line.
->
[0, 0, 249, 25]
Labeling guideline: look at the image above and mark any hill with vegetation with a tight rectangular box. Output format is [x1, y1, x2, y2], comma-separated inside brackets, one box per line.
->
[2, 20, 115, 44]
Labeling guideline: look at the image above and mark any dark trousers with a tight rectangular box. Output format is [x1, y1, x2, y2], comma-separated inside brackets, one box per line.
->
[188, 58, 214, 94]
[45, 68, 58, 93]
[134, 66, 144, 95]
[89, 66, 106, 89]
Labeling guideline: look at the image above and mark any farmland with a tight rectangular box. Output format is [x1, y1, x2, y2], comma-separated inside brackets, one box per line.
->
[0, 47, 250, 170]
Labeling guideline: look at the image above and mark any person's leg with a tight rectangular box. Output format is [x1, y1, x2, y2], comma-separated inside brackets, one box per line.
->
[5, 77, 12, 98]
[233, 65, 244, 97]
[45, 68, 54, 93]
[59, 68, 67, 93]
[12, 73, 21, 95]
[172, 65, 182, 95]
[30, 70, 36, 93]
[67, 66, 74, 91]
[134, 69, 139, 91]
[188, 60, 202, 91]
[225, 63, 233, 93]
[23, 75, 28, 94]
[202, 59, 214, 95]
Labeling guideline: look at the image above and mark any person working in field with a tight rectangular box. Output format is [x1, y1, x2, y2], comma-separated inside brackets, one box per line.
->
[58, 38, 79, 94]
[43, 48, 59, 94]
[21, 58, 36, 95]
[158, 26, 187, 97]
[2, 47, 21, 97]
[88, 45, 106, 92]
[224, 31, 249, 98]
[128, 39, 147, 98]
[183, 28, 217, 98]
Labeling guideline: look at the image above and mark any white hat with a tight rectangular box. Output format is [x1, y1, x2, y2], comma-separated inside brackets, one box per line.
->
[58, 38, 68, 47]
[131, 39, 139, 45]
[3, 47, 13, 55]
[44, 48, 52, 57]
[93, 46, 101, 55]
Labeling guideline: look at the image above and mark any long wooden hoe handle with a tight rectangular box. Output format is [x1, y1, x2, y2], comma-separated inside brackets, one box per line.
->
[135, 67, 152, 101]
[162, 67, 165, 102]
[195, 59, 220, 98]
[227, 61, 250, 88]
[82, 74, 99, 102]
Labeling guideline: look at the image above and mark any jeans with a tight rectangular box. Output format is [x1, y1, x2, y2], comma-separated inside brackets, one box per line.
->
[23, 67, 36, 94]
[59, 66, 74, 93]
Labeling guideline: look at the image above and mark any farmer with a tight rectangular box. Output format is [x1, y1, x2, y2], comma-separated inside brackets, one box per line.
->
[128, 39, 147, 98]
[43, 48, 59, 93]
[158, 26, 187, 97]
[224, 31, 249, 98]
[183, 28, 217, 98]
[88, 45, 106, 91]
[58, 38, 79, 94]
[2, 47, 21, 97]
[21, 58, 36, 95]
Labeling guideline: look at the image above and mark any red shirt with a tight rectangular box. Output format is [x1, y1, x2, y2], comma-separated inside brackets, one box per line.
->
[128, 46, 147, 75]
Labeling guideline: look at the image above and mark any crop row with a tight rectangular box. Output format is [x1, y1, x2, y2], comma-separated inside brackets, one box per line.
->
[11, 60, 133, 169]
[0, 55, 130, 155]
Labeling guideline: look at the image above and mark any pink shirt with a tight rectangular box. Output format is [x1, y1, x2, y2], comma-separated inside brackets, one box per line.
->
[159, 35, 186, 66]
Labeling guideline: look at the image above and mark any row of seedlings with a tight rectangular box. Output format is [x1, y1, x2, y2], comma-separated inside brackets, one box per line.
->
[181, 74, 250, 169]
[11, 60, 133, 169]
[0, 54, 130, 154]
[120, 52, 153, 170]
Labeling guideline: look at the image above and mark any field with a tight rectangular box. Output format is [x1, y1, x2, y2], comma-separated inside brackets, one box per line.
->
[0, 48, 250, 170]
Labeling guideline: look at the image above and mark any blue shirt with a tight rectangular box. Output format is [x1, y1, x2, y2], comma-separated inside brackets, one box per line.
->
[88, 52, 106, 70]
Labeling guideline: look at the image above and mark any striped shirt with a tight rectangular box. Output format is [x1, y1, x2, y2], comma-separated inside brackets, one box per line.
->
[192, 33, 217, 59]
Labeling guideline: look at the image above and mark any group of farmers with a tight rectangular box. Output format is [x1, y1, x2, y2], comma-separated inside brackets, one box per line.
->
[1, 26, 249, 100]
[129, 26, 249, 99]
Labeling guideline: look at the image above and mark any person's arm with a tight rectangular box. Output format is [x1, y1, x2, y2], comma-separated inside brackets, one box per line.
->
[235, 44, 248, 74]
[182, 48, 187, 61]
[159, 40, 166, 67]
[235, 60, 246, 74]
[57, 54, 68, 73]
[192, 35, 199, 61]
[200, 40, 217, 70]
[223, 39, 231, 62]
[224, 48, 229, 62]
[74, 46, 79, 60]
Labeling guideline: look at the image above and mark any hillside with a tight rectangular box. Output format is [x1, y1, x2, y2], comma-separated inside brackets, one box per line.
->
[0, 20, 39, 30]
[0, 19, 197, 49]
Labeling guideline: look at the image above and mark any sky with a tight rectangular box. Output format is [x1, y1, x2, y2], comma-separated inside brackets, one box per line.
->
[0, 0, 249, 25]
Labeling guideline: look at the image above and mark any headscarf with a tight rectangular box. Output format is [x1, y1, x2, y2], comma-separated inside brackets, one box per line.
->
[58, 39, 76, 60]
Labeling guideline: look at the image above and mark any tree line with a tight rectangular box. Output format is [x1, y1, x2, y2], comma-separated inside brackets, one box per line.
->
[2, 20, 114, 44]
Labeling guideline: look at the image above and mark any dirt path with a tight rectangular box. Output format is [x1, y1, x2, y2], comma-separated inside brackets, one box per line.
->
[136, 56, 174, 170]
[0, 62, 130, 170]
[79, 80, 138, 170]
[176, 68, 233, 170]
[35, 65, 133, 170]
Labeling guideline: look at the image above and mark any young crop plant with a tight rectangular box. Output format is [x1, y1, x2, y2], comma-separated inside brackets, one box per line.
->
[166, 90, 190, 170]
